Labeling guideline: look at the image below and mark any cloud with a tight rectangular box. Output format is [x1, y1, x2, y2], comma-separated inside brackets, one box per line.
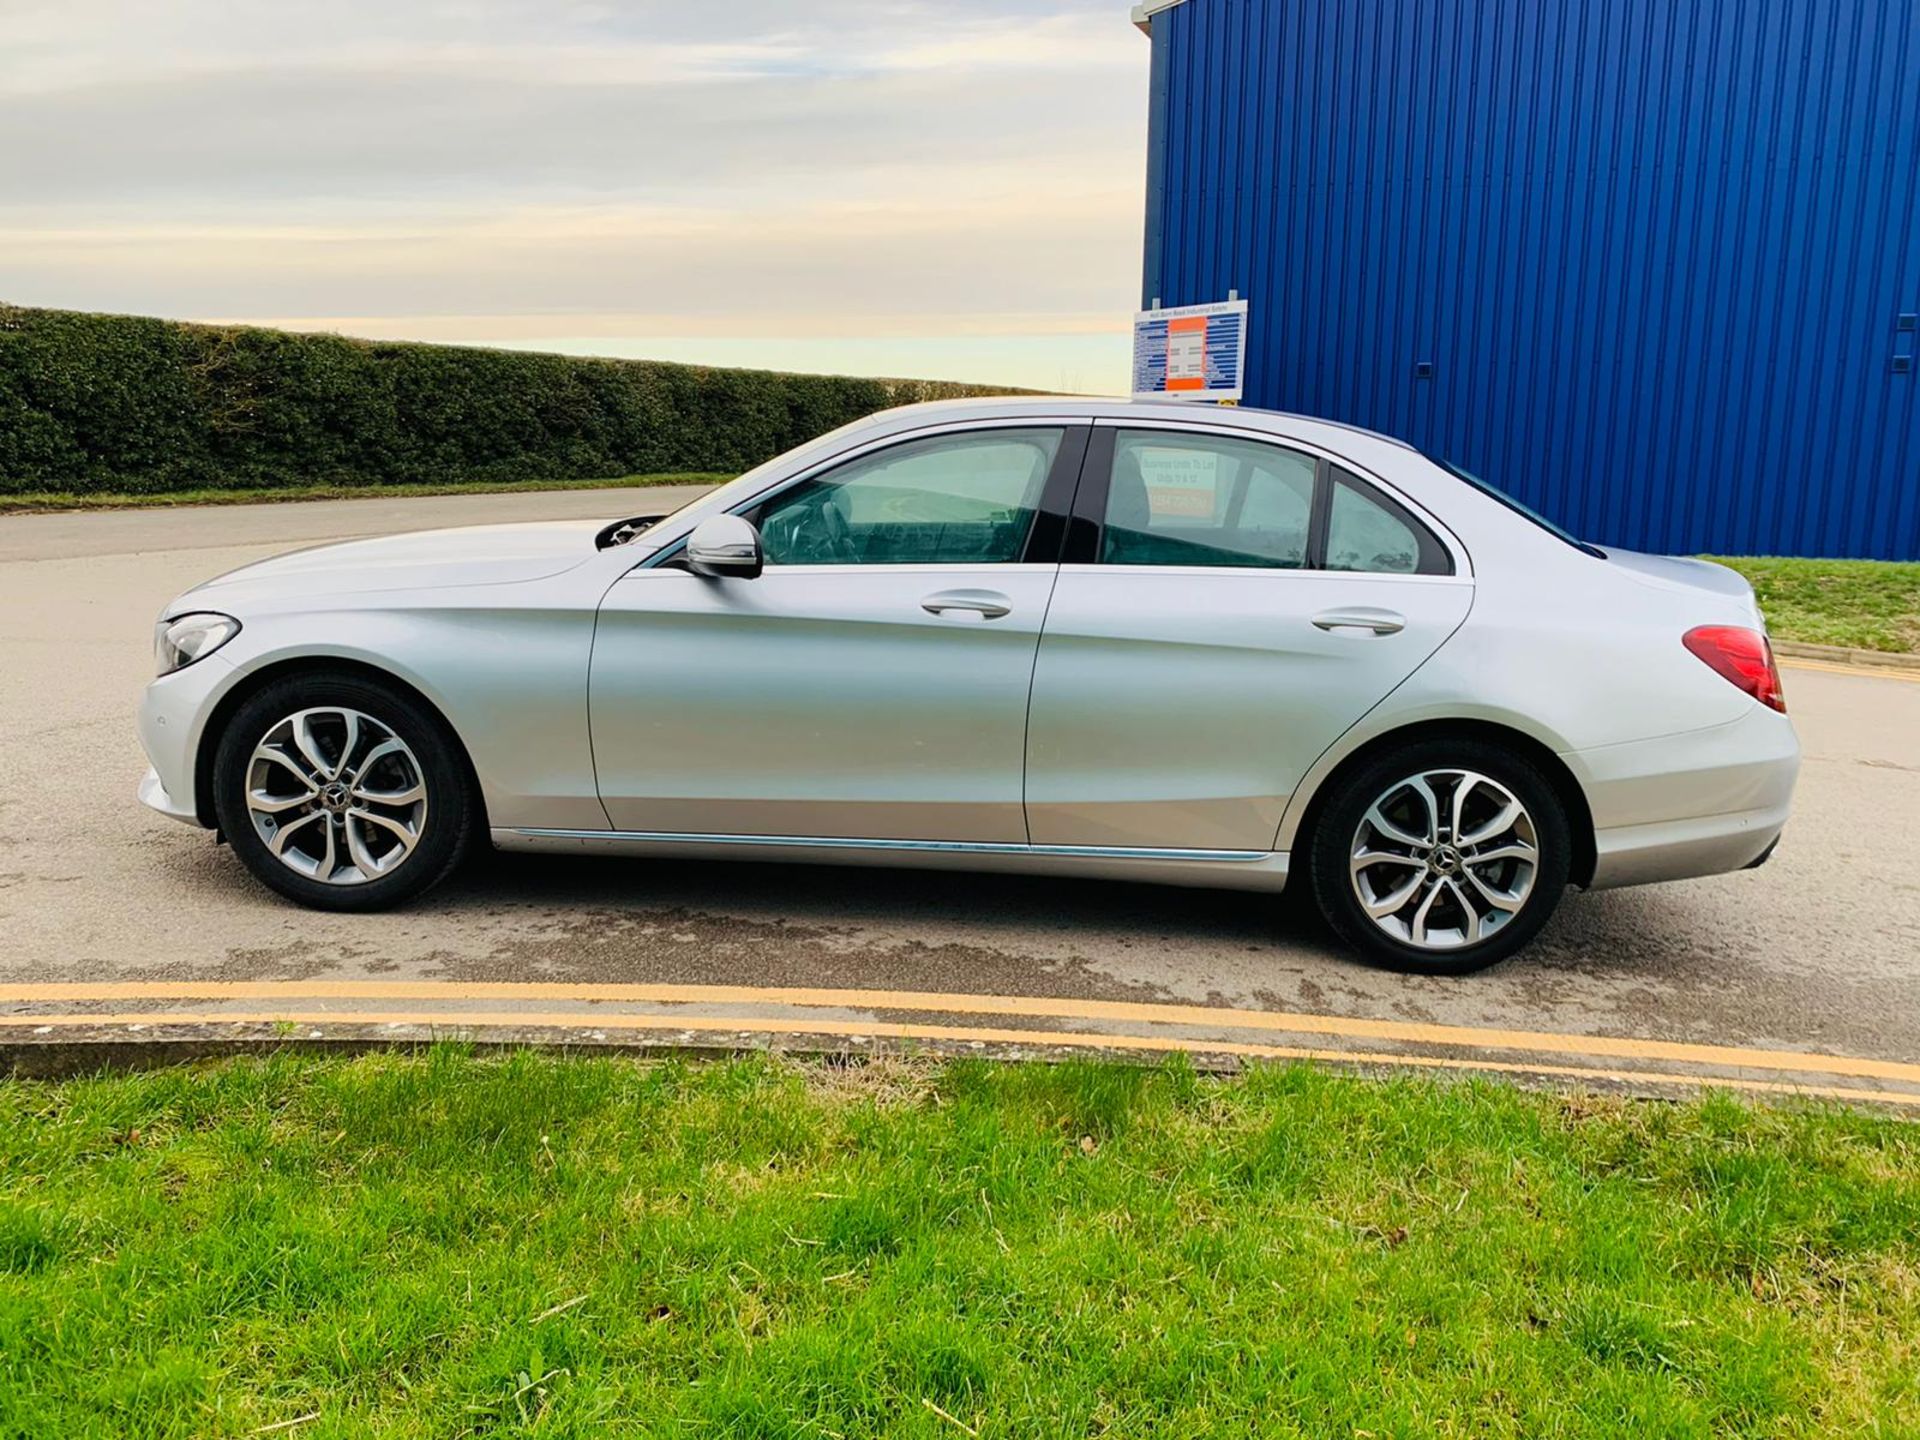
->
[0, 176, 1143, 321]
[0, 0, 1149, 387]
[0, 61, 1137, 204]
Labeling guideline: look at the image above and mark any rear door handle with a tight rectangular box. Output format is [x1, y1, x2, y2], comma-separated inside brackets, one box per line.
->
[1312, 606, 1406, 635]
[922, 588, 1012, 620]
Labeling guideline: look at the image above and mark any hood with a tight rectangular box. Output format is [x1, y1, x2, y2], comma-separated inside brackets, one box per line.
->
[1602, 549, 1757, 601]
[183, 520, 603, 605]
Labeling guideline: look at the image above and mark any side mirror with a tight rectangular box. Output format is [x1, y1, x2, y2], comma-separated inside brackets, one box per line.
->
[684, 514, 764, 580]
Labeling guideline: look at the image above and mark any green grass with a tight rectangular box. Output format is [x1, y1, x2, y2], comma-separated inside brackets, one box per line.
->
[0, 473, 729, 514]
[1710, 556, 1920, 654]
[2, 1052, 1917, 1437]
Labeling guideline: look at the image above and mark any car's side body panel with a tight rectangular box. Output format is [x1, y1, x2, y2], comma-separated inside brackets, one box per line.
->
[140, 569, 619, 833]
[1025, 565, 1473, 850]
[589, 563, 1060, 841]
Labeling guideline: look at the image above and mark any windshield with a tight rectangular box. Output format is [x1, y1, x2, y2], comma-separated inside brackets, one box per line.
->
[1429, 456, 1606, 558]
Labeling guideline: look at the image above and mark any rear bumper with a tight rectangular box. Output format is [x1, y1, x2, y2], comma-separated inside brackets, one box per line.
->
[1566, 704, 1799, 891]
[1586, 804, 1791, 889]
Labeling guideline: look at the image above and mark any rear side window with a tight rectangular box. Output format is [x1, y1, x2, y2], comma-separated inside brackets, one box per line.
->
[1326, 470, 1453, 575]
[1102, 431, 1316, 569]
[1090, 432, 1454, 576]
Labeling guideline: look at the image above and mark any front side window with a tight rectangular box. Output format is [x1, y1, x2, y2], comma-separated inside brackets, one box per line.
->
[1102, 430, 1316, 569]
[752, 428, 1062, 566]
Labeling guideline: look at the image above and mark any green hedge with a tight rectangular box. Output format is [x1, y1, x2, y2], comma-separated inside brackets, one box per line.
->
[0, 304, 1018, 496]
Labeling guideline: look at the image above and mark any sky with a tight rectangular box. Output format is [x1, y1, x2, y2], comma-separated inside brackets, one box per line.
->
[0, 1, 1151, 392]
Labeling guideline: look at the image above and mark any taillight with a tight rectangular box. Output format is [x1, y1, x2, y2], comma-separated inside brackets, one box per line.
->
[1683, 625, 1786, 712]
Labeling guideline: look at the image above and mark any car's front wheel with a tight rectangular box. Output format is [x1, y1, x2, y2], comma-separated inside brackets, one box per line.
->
[212, 671, 476, 911]
[1307, 738, 1571, 974]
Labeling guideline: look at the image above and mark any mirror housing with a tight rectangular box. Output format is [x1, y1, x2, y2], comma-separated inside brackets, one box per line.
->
[684, 514, 764, 579]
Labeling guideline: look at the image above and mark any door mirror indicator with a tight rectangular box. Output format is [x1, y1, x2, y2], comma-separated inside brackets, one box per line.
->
[685, 514, 764, 579]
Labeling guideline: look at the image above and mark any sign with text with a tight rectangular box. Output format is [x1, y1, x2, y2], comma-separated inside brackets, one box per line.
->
[1131, 298, 1248, 402]
[1135, 444, 1221, 518]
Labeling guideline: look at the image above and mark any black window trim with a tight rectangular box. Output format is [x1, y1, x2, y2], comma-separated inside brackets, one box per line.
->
[1064, 424, 1457, 578]
[1023, 424, 1091, 564]
[1306, 456, 1335, 570]
[1061, 424, 1114, 565]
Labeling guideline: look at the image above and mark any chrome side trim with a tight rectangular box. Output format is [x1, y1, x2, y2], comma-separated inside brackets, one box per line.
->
[504, 828, 1270, 863]
[492, 828, 1292, 893]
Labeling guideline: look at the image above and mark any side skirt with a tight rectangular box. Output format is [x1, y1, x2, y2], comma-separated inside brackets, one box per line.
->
[493, 828, 1291, 893]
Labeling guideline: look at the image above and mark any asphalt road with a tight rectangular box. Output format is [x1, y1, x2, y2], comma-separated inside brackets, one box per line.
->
[3, 490, 1917, 1094]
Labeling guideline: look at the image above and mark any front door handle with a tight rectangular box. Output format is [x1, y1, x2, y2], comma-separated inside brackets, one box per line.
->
[922, 588, 1012, 620]
[1312, 606, 1406, 635]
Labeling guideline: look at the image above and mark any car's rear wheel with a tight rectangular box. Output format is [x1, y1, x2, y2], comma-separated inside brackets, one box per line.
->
[212, 671, 475, 911]
[1307, 738, 1571, 974]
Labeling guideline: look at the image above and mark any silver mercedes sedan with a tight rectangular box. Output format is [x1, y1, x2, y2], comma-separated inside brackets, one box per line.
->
[138, 398, 1799, 973]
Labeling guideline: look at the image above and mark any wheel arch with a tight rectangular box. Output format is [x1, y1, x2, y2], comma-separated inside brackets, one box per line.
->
[1285, 718, 1597, 889]
[193, 656, 487, 832]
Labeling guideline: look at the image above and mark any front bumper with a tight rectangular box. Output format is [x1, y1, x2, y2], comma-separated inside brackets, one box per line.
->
[136, 652, 236, 830]
[138, 766, 200, 825]
[1567, 703, 1800, 890]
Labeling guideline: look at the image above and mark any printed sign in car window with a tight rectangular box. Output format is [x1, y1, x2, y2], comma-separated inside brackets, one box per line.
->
[1135, 445, 1220, 523]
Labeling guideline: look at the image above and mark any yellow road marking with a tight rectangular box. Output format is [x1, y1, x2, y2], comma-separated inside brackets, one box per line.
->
[4, 980, 1918, 1086]
[1780, 658, 1920, 684]
[1, 1009, 1916, 1107]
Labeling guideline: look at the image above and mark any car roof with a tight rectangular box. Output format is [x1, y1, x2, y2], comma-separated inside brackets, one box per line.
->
[863, 395, 1417, 459]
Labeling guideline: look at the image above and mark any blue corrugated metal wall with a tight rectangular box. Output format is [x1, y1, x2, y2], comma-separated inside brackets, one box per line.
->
[1143, 0, 1920, 559]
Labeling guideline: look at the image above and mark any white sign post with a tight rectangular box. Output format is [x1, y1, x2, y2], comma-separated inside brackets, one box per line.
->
[1131, 296, 1249, 403]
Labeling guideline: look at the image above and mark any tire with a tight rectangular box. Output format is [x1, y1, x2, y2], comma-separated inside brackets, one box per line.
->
[212, 670, 477, 911]
[1307, 737, 1571, 975]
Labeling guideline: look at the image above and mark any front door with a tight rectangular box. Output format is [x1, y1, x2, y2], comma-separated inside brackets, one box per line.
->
[590, 425, 1082, 842]
[1024, 425, 1473, 852]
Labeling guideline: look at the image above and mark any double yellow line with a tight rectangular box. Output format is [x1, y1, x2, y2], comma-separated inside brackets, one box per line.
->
[5, 980, 1917, 1107]
[1780, 657, 1920, 685]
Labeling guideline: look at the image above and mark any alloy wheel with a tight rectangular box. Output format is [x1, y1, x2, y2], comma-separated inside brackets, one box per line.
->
[1348, 769, 1539, 950]
[244, 706, 428, 885]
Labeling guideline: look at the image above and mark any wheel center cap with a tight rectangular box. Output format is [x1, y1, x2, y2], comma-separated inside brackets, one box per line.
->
[1430, 845, 1463, 875]
[319, 782, 351, 813]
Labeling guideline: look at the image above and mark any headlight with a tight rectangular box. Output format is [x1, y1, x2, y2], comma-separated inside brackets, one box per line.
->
[154, 612, 240, 675]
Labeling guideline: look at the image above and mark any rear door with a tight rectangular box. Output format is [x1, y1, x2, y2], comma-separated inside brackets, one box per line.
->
[1024, 423, 1473, 852]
